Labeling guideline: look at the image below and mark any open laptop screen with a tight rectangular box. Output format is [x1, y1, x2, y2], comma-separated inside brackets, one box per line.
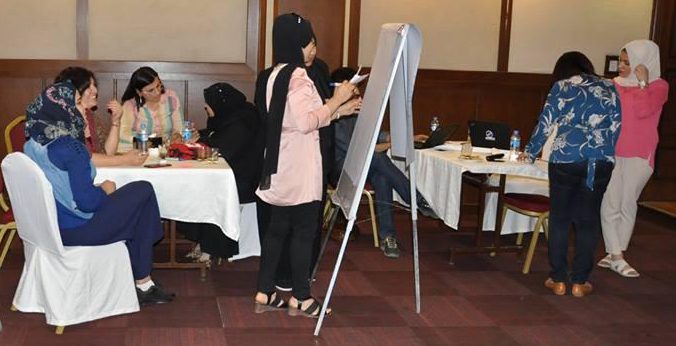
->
[468, 120, 510, 149]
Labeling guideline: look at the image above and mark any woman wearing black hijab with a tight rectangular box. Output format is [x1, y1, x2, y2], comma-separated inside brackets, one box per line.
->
[181, 83, 264, 264]
[253, 13, 360, 318]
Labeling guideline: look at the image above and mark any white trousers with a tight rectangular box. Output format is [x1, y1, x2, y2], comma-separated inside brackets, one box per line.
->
[600, 157, 653, 254]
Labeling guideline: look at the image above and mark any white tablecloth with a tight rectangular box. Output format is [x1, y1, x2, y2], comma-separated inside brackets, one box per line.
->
[94, 158, 241, 241]
[413, 142, 549, 234]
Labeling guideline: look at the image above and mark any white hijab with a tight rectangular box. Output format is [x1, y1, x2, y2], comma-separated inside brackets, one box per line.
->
[614, 39, 661, 87]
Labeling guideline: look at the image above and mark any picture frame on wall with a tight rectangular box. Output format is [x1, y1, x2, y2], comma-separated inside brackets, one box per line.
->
[604, 55, 620, 77]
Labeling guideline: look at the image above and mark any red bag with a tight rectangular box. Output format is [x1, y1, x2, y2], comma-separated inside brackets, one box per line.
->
[167, 143, 195, 160]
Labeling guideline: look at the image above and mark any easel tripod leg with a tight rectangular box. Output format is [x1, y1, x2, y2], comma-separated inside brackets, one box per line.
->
[311, 205, 340, 284]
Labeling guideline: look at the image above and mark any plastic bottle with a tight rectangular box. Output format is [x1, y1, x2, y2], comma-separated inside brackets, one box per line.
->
[509, 130, 521, 161]
[138, 124, 148, 155]
[182, 120, 192, 142]
[430, 116, 440, 132]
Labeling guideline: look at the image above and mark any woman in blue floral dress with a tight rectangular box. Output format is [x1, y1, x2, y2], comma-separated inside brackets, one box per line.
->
[520, 52, 621, 297]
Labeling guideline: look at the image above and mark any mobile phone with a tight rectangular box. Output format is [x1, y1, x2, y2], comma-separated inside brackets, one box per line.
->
[486, 153, 505, 162]
[144, 163, 171, 168]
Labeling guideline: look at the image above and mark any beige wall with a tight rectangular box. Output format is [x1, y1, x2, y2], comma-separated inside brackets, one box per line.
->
[0, 0, 248, 63]
[89, 0, 248, 63]
[358, 0, 502, 71]
[0, 0, 77, 59]
[509, 0, 653, 74]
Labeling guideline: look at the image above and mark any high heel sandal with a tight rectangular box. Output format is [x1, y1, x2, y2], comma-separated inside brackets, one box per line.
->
[185, 244, 202, 259]
[254, 292, 288, 314]
[288, 297, 331, 319]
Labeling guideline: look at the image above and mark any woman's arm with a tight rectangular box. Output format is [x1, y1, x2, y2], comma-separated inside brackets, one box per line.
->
[524, 83, 562, 162]
[629, 79, 669, 119]
[48, 138, 108, 212]
[104, 99, 123, 155]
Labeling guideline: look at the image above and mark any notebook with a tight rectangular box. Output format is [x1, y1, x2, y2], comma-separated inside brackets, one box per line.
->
[468, 120, 510, 149]
[414, 124, 459, 149]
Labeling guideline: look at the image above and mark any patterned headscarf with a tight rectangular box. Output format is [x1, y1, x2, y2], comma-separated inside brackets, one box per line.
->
[25, 82, 86, 145]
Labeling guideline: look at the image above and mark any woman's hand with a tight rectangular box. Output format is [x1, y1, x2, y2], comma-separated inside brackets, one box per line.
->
[635, 64, 649, 85]
[170, 132, 183, 144]
[99, 180, 117, 195]
[123, 150, 147, 166]
[333, 81, 358, 104]
[375, 142, 391, 152]
[335, 97, 362, 119]
[414, 134, 429, 142]
[107, 100, 123, 125]
[517, 152, 530, 162]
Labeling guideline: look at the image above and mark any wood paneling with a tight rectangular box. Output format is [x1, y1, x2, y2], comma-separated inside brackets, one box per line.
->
[0, 60, 256, 158]
[275, 0, 346, 71]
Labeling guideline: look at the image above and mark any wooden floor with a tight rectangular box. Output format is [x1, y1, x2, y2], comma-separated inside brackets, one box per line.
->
[0, 207, 675, 345]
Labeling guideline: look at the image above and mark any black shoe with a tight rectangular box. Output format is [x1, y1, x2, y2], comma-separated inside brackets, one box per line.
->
[136, 285, 175, 306]
[380, 236, 401, 259]
[418, 199, 439, 219]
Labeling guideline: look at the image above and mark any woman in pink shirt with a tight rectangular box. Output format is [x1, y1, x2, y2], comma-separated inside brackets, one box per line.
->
[253, 13, 360, 318]
[599, 40, 669, 277]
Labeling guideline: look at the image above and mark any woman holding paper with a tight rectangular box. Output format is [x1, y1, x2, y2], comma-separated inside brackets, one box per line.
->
[253, 13, 360, 318]
[599, 40, 669, 278]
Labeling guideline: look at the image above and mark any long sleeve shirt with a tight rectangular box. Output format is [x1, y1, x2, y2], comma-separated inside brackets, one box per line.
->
[524, 74, 622, 188]
[256, 66, 333, 206]
[614, 79, 669, 167]
[48, 137, 108, 229]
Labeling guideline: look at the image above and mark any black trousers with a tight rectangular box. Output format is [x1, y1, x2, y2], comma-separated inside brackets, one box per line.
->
[257, 201, 321, 300]
[179, 222, 239, 259]
[548, 161, 613, 284]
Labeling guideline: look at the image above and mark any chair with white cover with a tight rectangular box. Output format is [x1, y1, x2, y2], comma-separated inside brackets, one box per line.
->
[1, 152, 139, 334]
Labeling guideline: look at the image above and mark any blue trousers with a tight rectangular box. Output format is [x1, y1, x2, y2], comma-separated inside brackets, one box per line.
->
[60, 181, 163, 280]
[548, 161, 613, 284]
[367, 152, 422, 240]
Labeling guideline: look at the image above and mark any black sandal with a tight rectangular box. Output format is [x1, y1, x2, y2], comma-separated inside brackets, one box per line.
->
[254, 292, 287, 313]
[288, 297, 331, 319]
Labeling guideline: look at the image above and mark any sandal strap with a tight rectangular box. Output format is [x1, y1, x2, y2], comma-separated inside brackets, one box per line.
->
[265, 292, 286, 308]
[302, 299, 322, 316]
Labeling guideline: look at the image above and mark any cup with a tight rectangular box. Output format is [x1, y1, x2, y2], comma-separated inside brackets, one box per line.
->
[196, 146, 208, 161]
[147, 147, 160, 159]
[209, 148, 220, 162]
[461, 141, 473, 158]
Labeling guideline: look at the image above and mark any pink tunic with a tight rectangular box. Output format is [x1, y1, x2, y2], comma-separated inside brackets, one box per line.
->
[256, 66, 332, 206]
[614, 79, 669, 168]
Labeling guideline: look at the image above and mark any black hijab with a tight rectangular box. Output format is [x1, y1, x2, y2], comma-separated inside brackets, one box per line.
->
[204, 82, 252, 131]
[256, 13, 315, 190]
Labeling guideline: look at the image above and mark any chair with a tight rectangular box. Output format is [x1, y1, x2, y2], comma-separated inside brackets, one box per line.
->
[500, 193, 550, 274]
[4, 115, 26, 153]
[1, 152, 139, 334]
[325, 186, 380, 248]
[0, 174, 17, 268]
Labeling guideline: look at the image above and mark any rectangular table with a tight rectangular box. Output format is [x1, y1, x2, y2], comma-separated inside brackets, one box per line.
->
[412, 143, 548, 259]
[94, 158, 241, 276]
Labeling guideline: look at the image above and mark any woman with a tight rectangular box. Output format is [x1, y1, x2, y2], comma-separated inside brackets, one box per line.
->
[599, 40, 669, 277]
[253, 13, 359, 317]
[117, 66, 186, 152]
[54, 66, 146, 166]
[520, 52, 621, 297]
[23, 82, 174, 305]
[181, 82, 264, 264]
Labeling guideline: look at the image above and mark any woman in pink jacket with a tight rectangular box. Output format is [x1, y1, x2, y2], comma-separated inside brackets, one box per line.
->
[599, 40, 669, 277]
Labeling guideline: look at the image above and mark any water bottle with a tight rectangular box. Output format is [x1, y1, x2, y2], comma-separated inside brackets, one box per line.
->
[182, 120, 192, 142]
[138, 124, 148, 155]
[430, 116, 440, 132]
[509, 130, 521, 161]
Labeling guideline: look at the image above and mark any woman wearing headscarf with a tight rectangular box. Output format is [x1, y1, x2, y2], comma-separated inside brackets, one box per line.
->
[520, 52, 621, 297]
[599, 40, 669, 278]
[180, 83, 264, 264]
[253, 13, 360, 317]
[23, 82, 174, 306]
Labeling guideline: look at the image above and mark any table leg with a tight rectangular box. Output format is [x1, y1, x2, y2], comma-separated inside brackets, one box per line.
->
[153, 220, 208, 277]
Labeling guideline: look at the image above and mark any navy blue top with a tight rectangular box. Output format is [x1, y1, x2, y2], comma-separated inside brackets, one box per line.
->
[524, 74, 622, 188]
[48, 137, 108, 229]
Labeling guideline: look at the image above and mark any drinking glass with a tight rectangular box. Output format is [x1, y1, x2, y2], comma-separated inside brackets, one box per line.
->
[461, 141, 473, 158]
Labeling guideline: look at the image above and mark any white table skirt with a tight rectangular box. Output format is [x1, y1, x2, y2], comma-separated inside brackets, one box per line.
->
[95, 158, 241, 241]
[412, 143, 549, 234]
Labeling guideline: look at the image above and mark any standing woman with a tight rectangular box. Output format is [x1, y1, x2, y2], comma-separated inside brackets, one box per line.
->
[117, 66, 185, 152]
[520, 52, 621, 297]
[599, 40, 669, 277]
[253, 13, 359, 317]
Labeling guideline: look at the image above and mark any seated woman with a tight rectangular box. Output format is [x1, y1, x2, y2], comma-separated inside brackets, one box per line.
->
[180, 83, 264, 264]
[23, 81, 174, 306]
[117, 66, 188, 152]
[54, 66, 146, 166]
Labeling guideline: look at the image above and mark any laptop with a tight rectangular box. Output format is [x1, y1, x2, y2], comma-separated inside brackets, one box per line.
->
[414, 124, 459, 149]
[468, 120, 510, 149]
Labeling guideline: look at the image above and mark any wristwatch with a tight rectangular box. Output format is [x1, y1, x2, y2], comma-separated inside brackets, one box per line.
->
[638, 80, 647, 89]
